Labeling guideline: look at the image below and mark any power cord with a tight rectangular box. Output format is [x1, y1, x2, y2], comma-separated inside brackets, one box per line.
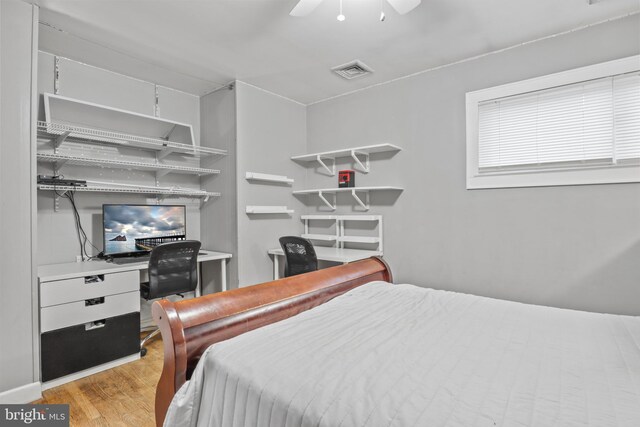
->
[54, 188, 101, 261]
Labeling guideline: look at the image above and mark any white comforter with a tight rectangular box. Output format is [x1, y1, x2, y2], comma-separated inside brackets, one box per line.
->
[165, 282, 640, 427]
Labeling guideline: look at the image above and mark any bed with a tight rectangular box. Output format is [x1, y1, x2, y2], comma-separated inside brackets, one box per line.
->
[152, 257, 640, 426]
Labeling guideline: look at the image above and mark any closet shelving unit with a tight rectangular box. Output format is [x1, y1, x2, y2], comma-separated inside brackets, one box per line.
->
[38, 121, 227, 158]
[37, 152, 221, 178]
[37, 183, 220, 199]
[292, 186, 403, 211]
[37, 94, 228, 210]
[291, 143, 402, 175]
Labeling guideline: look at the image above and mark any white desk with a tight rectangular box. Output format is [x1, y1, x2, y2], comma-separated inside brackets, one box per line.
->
[268, 247, 382, 279]
[38, 250, 232, 295]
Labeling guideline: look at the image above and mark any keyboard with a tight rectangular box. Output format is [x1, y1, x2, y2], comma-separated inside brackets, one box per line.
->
[111, 256, 150, 265]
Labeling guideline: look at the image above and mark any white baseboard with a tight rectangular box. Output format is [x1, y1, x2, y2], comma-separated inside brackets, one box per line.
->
[42, 354, 139, 391]
[0, 382, 42, 404]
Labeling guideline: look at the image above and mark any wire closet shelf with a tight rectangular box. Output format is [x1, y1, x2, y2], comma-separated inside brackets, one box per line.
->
[37, 121, 228, 157]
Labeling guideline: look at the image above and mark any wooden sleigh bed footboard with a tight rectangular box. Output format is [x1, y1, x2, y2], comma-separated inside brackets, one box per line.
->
[151, 256, 393, 426]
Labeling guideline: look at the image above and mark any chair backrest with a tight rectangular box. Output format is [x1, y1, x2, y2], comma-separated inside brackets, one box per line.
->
[279, 236, 318, 277]
[147, 240, 201, 300]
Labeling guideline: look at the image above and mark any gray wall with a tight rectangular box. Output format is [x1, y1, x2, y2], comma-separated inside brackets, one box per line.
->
[201, 86, 238, 290]
[306, 15, 640, 315]
[0, 0, 38, 396]
[236, 82, 307, 286]
[36, 52, 203, 265]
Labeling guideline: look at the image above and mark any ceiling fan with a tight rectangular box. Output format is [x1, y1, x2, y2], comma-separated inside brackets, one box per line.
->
[290, 0, 422, 18]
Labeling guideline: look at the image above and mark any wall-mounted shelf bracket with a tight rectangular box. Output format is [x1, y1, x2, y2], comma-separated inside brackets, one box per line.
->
[53, 131, 71, 151]
[316, 155, 336, 176]
[350, 189, 371, 210]
[350, 150, 370, 173]
[155, 169, 171, 181]
[318, 191, 336, 210]
[53, 159, 69, 175]
[163, 124, 178, 141]
[157, 147, 173, 161]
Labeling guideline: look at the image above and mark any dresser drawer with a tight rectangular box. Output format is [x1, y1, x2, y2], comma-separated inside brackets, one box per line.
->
[41, 312, 140, 382]
[40, 270, 139, 307]
[41, 291, 140, 333]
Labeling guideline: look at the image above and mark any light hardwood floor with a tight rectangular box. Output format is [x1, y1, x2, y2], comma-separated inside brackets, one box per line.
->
[34, 335, 163, 427]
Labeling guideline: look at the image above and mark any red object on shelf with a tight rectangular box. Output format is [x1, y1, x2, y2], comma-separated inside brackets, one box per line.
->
[338, 170, 355, 188]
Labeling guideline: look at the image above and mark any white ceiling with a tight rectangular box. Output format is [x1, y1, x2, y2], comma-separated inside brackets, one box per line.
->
[31, 0, 640, 104]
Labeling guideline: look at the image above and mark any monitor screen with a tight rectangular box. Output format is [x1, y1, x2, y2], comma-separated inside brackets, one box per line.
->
[102, 204, 186, 256]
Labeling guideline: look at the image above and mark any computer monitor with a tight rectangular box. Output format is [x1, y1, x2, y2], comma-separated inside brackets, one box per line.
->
[102, 204, 186, 257]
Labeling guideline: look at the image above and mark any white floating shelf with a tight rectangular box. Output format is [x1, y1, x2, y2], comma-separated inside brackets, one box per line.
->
[245, 172, 294, 184]
[38, 121, 227, 158]
[293, 186, 403, 211]
[246, 206, 294, 214]
[338, 236, 380, 244]
[301, 234, 337, 242]
[291, 143, 401, 174]
[301, 215, 338, 220]
[37, 153, 221, 177]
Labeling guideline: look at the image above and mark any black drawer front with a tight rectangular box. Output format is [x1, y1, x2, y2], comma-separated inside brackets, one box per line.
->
[41, 311, 140, 382]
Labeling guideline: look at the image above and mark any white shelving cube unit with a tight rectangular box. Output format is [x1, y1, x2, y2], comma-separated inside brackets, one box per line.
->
[302, 215, 383, 252]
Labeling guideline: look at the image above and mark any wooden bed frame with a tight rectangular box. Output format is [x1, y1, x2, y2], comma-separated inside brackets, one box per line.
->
[151, 257, 393, 426]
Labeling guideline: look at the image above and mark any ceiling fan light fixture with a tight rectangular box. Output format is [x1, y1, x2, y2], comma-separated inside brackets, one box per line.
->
[337, 0, 345, 21]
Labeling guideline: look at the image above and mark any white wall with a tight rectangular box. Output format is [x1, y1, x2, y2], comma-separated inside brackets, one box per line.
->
[306, 15, 640, 315]
[235, 82, 307, 286]
[36, 52, 203, 265]
[201, 86, 238, 290]
[0, 0, 39, 399]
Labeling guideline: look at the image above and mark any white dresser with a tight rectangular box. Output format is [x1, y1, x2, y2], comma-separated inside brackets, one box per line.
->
[38, 268, 141, 389]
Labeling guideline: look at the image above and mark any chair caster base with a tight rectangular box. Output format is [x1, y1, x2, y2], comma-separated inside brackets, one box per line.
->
[140, 347, 148, 357]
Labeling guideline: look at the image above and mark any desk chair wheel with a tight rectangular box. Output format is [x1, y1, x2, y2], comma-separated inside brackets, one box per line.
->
[140, 328, 161, 358]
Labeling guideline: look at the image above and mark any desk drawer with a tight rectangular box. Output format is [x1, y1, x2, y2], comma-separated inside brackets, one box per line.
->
[40, 271, 139, 307]
[41, 291, 140, 333]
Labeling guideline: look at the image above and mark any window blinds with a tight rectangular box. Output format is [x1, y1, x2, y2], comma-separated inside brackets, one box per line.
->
[478, 72, 640, 172]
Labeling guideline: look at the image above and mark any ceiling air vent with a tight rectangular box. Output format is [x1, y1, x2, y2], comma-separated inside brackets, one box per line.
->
[331, 60, 374, 80]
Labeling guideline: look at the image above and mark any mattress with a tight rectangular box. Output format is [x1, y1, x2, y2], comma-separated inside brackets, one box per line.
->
[165, 282, 640, 427]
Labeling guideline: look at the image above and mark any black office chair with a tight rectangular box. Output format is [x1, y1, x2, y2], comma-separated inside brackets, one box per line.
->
[140, 240, 201, 356]
[279, 236, 318, 278]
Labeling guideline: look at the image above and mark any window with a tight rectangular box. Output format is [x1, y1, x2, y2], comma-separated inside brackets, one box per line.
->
[466, 56, 640, 189]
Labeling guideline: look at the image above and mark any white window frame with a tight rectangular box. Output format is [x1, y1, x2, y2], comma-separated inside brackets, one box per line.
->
[466, 56, 640, 189]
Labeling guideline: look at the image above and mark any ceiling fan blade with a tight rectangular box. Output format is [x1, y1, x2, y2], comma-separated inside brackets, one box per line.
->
[290, 0, 324, 16]
[386, 0, 421, 15]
